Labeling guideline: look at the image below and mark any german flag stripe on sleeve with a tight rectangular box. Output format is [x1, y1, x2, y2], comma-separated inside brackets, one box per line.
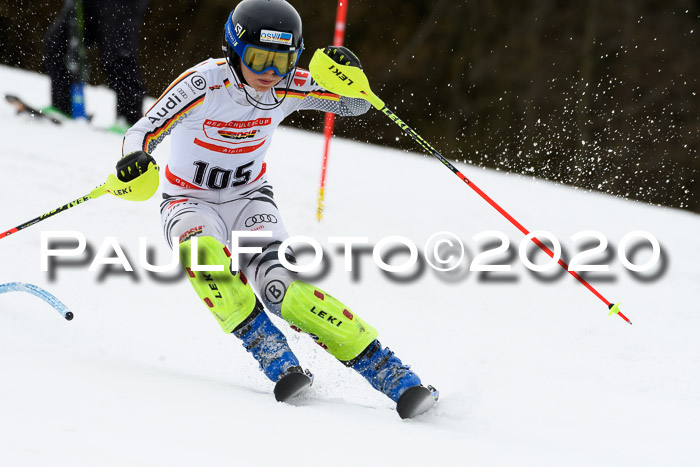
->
[142, 95, 205, 152]
[145, 71, 197, 114]
[276, 89, 340, 101]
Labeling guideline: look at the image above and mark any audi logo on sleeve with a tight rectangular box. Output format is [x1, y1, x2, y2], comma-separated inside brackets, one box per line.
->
[245, 214, 278, 227]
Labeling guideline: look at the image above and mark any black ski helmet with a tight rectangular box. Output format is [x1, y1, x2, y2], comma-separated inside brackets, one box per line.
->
[224, 0, 303, 75]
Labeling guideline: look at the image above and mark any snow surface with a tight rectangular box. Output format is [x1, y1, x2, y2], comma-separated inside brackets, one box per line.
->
[1, 65, 699, 467]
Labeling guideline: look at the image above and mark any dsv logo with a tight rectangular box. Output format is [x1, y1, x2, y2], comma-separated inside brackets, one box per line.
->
[245, 214, 278, 227]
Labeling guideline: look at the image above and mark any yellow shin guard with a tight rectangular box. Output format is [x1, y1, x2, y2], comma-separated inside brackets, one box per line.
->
[281, 280, 378, 362]
[179, 236, 257, 333]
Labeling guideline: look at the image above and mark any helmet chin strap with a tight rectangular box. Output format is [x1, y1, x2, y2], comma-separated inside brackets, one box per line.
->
[222, 40, 294, 111]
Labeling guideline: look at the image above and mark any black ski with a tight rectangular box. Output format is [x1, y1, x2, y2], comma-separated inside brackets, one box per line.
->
[396, 385, 439, 419]
[274, 367, 313, 402]
[5, 94, 63, 125]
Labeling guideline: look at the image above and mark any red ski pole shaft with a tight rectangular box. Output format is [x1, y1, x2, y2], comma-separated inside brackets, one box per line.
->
[307, 50, 631, 324]
[378, 106, 631, 325]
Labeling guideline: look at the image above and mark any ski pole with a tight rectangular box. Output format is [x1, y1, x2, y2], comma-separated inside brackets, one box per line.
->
[309, 49, 631, 325]
[1, 194, 93, 239]
[1, 164, 159, 240]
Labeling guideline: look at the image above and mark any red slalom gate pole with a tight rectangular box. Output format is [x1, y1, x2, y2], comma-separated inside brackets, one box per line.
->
[316, 0, 349, 221]
[309, 49, 631, 325]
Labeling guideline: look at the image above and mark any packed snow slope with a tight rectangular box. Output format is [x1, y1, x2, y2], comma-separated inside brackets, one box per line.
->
[1, 65, 699, 467]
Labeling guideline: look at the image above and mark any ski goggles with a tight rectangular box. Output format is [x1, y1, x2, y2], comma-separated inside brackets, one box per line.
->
[240, 44, 302, 77]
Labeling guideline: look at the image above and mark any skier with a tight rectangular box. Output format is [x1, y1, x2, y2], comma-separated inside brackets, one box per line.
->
[115, 0, 437, 418]
[44, 0, 150, 133]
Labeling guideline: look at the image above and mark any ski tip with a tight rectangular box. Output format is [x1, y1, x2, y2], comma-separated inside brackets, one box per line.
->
[65, 311, 74, 321]
[274, 368, 313, 403]
[396, 385, 439, 419]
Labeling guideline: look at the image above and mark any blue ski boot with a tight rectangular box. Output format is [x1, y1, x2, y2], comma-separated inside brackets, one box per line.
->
[351, 339, 438, 418]
[233, 303, 313, 401]
[350, 339, 422, 402]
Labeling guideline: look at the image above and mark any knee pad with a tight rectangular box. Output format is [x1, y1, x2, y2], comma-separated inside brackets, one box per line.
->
[179, 236, 257, 334]
[280, 280, 378, 362]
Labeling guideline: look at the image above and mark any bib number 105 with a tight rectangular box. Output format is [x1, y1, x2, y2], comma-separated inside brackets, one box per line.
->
[192, 161, 254, 189]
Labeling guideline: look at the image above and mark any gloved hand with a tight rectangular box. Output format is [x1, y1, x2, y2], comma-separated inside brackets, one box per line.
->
[116, 151, 156, 182]
[322, 46, 362, 69]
